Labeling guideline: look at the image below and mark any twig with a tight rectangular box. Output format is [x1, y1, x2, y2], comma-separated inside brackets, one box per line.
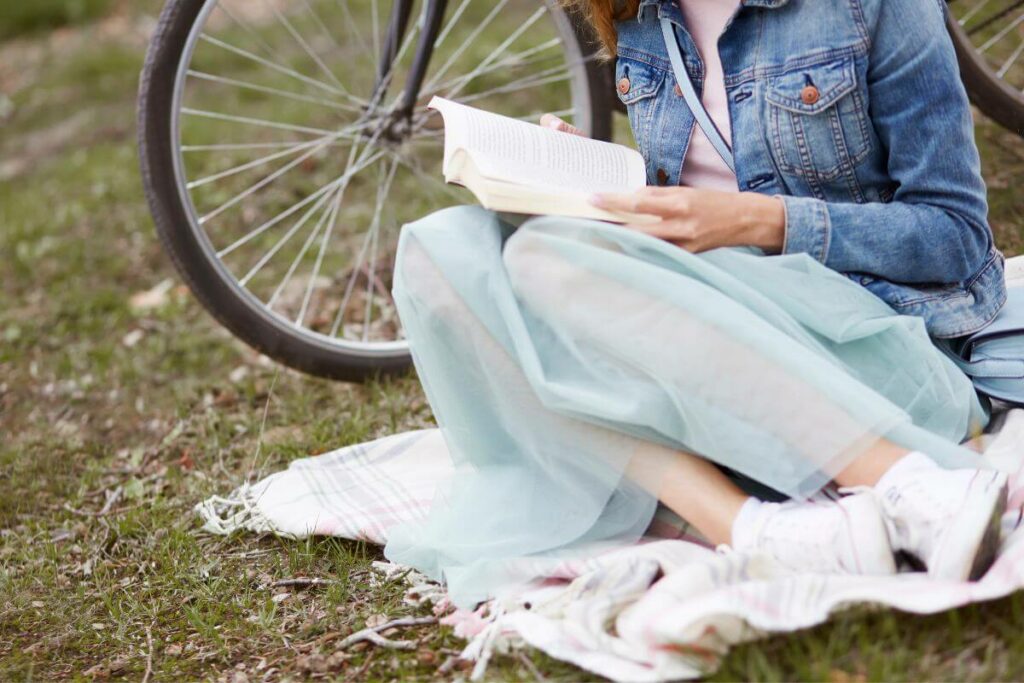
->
[61, 501, 146, 518]
[336, 616, 437, 651]
[438, 655, 459, 675]
[350, 650, 375, 680]
[271, 577, 338, 589]
[517, 651, 545, 681]
[99, 486, 123, 515]
[141, 626, 154, 683]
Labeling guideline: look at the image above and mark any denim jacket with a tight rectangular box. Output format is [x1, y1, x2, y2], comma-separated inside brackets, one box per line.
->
[615, 0, 1006, 338]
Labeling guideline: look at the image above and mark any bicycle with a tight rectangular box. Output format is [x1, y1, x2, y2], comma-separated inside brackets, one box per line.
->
[138, 0, 1024, 382]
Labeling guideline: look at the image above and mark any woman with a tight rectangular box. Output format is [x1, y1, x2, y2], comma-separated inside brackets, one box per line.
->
[383, 0, 1010, 608]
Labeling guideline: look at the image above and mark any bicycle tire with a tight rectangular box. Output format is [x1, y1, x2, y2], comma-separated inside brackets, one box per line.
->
[947, 9, 1024, 136]
[138, 0, 616, 382]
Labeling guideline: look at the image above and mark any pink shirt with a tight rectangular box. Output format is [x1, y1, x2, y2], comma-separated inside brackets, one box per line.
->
[677, 0, 740, 192]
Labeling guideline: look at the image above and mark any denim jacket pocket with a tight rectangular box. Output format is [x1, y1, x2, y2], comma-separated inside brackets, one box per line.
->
[765, 56, 872, 183]
[615, 56, 666, 163]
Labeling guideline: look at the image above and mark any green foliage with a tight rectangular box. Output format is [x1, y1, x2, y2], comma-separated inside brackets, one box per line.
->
[0, 0, 115, 41]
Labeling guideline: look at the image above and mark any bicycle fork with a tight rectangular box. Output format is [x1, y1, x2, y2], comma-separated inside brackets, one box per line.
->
[370, 0, 449, 129]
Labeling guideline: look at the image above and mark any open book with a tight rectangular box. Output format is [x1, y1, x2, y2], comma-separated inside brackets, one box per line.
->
[428, 96, 657, 224]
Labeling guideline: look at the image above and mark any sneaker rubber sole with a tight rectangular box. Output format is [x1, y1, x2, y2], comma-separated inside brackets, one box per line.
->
[929, 470, 1008, 582]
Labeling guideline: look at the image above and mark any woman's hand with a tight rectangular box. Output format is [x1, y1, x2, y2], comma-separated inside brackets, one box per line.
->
[590, 186, 787, 254]
[540, 113, 586, 138]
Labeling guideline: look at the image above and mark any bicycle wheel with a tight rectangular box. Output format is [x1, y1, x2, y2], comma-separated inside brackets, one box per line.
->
[947, 0, 1024, 135]
[138, 0, 614, 382]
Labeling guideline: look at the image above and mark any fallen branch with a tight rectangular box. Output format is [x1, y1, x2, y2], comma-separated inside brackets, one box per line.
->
[99, 486, 123, 515]
[336, 616, 437, 651]
[271, 577, 338, 589]
[141, 626, 154, 683]
[60, 501, 146, 518]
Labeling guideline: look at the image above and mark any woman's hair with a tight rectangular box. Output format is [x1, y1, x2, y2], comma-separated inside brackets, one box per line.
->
[560, 0, 641, 58]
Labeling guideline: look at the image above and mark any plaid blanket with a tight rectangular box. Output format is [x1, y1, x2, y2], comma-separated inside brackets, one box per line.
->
[197, 411, 1024, 682]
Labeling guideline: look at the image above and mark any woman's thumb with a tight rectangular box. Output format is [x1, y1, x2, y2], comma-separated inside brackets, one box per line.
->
[540, 113, 584, 137]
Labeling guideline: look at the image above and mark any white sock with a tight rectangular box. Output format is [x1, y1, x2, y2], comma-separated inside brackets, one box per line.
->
[730, 497, 777, 549]
[874, 450, 939, 493]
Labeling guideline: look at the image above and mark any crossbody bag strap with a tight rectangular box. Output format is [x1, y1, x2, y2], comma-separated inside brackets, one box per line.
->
[659, 17, 736, 174]
[936, 343, 1024, 379]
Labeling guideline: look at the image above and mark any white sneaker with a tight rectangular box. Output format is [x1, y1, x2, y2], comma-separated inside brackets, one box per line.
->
[732, 493, 897, 575]
[873, 467, 1008, 581]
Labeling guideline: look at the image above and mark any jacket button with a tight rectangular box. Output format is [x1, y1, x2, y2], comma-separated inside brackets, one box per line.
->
[673, 83, 682, 97]
[656, 168, 669, 185]
[801, 85, 820, 105]
[617, 77, 631, 95]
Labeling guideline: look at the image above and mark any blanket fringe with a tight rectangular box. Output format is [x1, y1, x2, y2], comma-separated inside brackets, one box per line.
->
[194, 484, 287, 537]
[370, 561, 525, 681]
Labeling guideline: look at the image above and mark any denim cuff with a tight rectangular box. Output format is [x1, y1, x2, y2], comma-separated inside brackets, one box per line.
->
[777, 195, 831, 264]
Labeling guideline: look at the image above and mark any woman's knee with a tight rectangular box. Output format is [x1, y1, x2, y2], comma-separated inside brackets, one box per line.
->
[395, 205, 504, 312]
[502, 227, 580, 307]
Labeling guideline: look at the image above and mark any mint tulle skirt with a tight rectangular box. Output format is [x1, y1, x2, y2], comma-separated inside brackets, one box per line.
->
[382, 205, 989, 608]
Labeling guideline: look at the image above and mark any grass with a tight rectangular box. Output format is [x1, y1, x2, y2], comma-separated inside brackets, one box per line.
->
[2, 2, 1024, 681]
[0, 0, 115, 41]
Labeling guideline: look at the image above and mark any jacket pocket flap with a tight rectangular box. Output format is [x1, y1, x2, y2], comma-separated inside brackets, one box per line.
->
[614, 57, 666, 104]
[765, 56, 856, 114]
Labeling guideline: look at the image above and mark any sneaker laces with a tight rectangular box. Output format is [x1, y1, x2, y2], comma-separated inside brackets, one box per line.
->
[839, 482, 940, 556]
[753, 503, 854, 573]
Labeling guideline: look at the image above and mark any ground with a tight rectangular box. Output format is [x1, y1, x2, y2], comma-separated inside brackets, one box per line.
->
[2, 2, 1024, 681]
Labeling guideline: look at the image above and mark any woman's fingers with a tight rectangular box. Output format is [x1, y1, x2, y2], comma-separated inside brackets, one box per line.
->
[590, 187, 689, 217]
[540, 113, 586, 137]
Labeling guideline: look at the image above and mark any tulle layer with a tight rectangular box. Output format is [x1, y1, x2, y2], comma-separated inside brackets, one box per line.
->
[383, 205, 988, 608]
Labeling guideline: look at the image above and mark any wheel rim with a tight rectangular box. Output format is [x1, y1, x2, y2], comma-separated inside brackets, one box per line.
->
[170, 0, 596, 359]
[948, 0, 1024, 100]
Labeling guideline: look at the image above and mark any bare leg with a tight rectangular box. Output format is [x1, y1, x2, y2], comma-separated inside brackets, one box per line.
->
[625, 441, 749, 546]
[834, 439, 910, 487]
[629, 436, 909, 546]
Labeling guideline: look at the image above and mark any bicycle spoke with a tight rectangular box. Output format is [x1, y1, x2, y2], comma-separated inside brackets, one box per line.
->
[199, 136, 342, 225]
[299, 0, 343, 53]
[187, 137, 327, 190]
[388, 149, 469, 205]
[371, 0, 381, 73]
[454, 68, 573, 105]
[199, 33, 351, 100]
[267, 185, 340, 309]
[997, 37, 1024, 77]
[296, 181, 345, 326]
[977, 10, 1024, 53]
[295, 185, 345, 324]
[218, 177, 341, 257]
[437, 6, 550, 101]
[333, 0, 373, 59]
[265, 0, 353, 98]
[422, 0, 511, 93]
[187, 69, 361, 113]
[239, 182, 339, 287]
[427, 39, 568, 96]
[957, 0, 996, 25]
[217, 1, 279, 61]
[295, 133, 371, 326]
[181, 106, 343, 137]
[411, 63, 574, 132]
[298, 109, 408, 332]
[217, 146, 385, 257]
[967, 0, 1024, 37]
[362, 158, 400, 341]
[433, 0, 475, 49]
[182, 141, 349, 152]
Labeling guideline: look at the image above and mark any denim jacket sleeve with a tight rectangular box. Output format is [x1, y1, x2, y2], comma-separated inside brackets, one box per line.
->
[779, 0, 994, 285]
